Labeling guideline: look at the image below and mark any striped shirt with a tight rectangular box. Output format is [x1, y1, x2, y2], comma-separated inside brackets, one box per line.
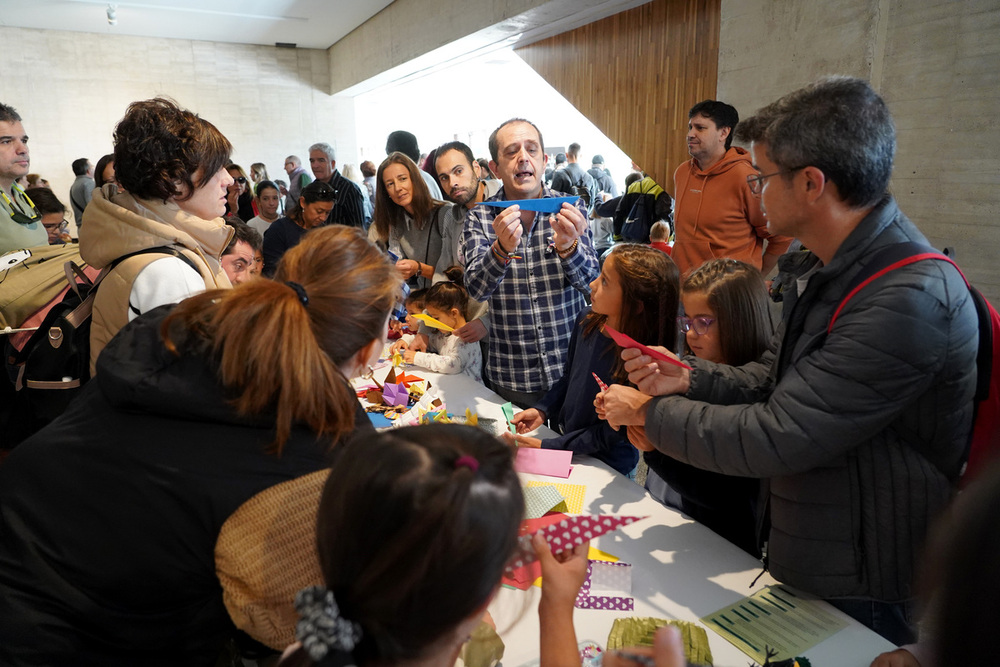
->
[461, 185, 599, 394]
[322, 169, 366, 228]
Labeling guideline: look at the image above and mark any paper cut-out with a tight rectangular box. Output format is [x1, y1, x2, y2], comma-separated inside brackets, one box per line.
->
[412, 313, 454, 332]
[464, 408, 478, 427]
[514, 448, 572, 478]
[391, 351, 404, 368]
[523, 485, 569, 520]
[382, 383, 409, 407]
[525, 481, 585, 513]
[603, 325, 692, 371]
[478, 196, 578, 213]
[504, 515, 646, 576]
[575, 560, 634, 611]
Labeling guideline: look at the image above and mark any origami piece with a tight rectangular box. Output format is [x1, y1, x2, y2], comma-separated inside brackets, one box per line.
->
[385, 367, 423, 386]
[504, 515, 646, 576]
[464, 408, 479, 427]
[412, 313, 454, 332]
[522, 485, 569, 520]
[391, 351, 404, 368]
[364, 389, 383, 404]
[575, 560, 634, 611]
[603, 324, 692, 371]
[514, 448, 572, 478]
[382, 383, 409, 407]
[591, 372, 609, 392]
[478, 196, 578, 213]
[501, 402, 516, 433]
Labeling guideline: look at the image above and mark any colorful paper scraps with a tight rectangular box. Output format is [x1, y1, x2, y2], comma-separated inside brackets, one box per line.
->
[525, 481, 586, 514]
[575, 560, 633, 611]
[607, 617, 714, 667]
[523, 485, 569, 520]
[412, 313, 454, 332]
[603, 325, 692, 371]
[382, 383, 410, 407]
[504, 515, 646, 576]
[384, 367, 423, 386]
[514, 448, 572, 478]
[478, 196, 579, 213]
[501, 402, 516, 434]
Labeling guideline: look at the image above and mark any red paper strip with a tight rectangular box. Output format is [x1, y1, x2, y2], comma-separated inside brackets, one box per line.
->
[603, 325, 692, 371]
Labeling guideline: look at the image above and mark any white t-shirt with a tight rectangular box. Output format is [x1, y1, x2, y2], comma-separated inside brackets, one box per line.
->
[127, 257, 205, 321]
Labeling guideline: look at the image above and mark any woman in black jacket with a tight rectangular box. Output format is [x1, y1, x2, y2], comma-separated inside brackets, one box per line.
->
[0, 225, 398, 666]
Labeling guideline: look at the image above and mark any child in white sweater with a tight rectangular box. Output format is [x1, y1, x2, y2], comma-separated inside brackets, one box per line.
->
[401, 266, 482, 381]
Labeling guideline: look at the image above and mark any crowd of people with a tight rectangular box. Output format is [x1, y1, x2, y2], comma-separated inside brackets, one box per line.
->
[0, 74, 993, 667]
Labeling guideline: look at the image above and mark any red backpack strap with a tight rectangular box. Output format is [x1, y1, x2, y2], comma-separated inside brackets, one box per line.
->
[827, 242, 967, 334]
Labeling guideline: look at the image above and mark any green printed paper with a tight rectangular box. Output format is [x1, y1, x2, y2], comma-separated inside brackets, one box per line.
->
[522, 485, 569, 519]
[701, 584, 847, 664]
[607, 617, 713, 666]
[501, 402, 516, 433]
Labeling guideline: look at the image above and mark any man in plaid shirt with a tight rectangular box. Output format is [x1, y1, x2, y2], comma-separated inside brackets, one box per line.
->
[462, 118, 599, 406]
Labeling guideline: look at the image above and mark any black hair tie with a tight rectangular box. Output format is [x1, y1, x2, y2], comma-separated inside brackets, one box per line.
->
[285, 281, 309, 307]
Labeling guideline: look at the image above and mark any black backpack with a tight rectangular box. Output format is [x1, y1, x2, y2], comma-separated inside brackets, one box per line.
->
[8, 246, 197, 443]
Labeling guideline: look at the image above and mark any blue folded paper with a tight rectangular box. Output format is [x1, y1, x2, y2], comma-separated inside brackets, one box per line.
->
[478, 196, 579, 213]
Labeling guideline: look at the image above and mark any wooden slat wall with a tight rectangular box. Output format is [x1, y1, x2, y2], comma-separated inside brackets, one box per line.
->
[516, 0, 720, 191]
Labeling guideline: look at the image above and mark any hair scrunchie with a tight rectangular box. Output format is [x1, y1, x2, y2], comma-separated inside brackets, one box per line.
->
[294, 586, 363, 661]
[286, 281, 309, 307]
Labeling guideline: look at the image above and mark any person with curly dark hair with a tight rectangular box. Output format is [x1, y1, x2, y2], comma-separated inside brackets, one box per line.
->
[79, 97, 236, 374]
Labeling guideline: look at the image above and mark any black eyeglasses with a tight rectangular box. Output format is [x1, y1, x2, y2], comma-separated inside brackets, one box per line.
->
[235, 176, 247, 184]
[1, 190, 41, 226]
[677, 316, 715, 335]
[746, 166, 809, 195]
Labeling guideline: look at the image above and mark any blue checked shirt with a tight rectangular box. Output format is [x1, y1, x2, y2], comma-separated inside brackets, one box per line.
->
[462, 185, 599, 394]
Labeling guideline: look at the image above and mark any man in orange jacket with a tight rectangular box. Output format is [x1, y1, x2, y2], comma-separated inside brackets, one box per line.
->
[672, 100, 792, 277]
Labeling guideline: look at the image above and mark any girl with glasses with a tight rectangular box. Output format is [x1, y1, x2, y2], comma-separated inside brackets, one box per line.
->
[645, 258, 773, 555]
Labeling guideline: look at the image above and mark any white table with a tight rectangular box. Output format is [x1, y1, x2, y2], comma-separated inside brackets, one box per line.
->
[364, 365, 896, 666]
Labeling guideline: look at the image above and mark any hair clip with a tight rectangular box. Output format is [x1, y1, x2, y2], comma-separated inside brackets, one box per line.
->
[454, 455, 479, 472]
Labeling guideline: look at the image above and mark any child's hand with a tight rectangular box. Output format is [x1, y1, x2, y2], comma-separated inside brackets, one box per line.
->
[409, 333, 429, 353]
[389, 339, 408, 354]
[403, 349, 417, 364]
[501, 432, 541, 448]
[604, 626, 686, 667]
[534, 533, 589, 609]
[512, 408, 545, 433]
[626, 425, 657, 452]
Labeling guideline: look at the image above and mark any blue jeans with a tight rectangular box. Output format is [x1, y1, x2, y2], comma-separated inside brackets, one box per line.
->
[825, 597, 917, 646]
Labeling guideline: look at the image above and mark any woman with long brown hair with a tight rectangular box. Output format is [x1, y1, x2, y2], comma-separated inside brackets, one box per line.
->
[0, 226, 398, 666]
[508, 244, 680, 477]
[369, 152, 457, 289]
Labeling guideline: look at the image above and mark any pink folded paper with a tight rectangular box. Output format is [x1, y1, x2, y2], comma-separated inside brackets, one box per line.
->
[514, 448, 572, 478]
[504, 515, 646, 576]
[603, 324, 692, 371]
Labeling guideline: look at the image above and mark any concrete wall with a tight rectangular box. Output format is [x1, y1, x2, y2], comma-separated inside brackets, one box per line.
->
[328, 0, 651, 95]
[0, 26, 357, 235]
[718, 0, 1000, 302]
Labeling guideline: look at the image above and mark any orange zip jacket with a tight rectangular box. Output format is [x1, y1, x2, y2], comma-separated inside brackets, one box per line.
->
[672, 146, 792, 277]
